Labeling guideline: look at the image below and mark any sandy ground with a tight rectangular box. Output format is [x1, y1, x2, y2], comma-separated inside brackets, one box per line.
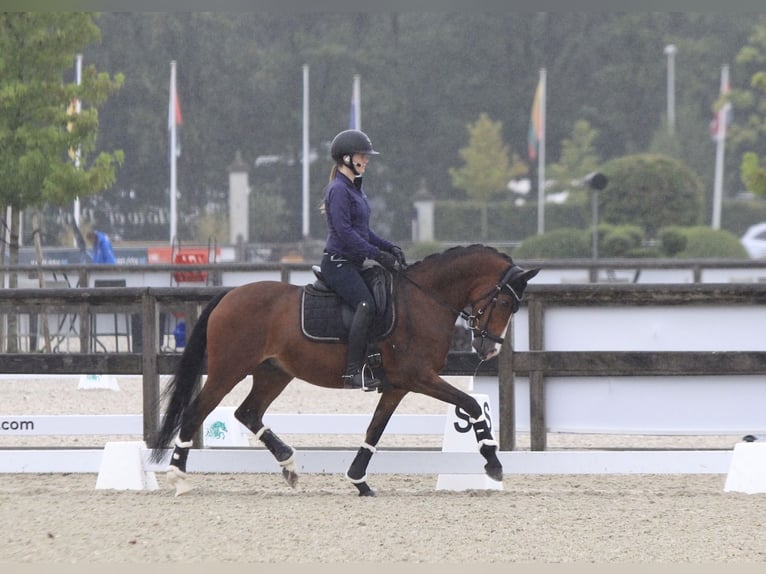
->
[1, 375, 764, 564]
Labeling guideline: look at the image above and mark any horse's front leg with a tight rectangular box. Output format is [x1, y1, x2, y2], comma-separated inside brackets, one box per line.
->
[347, 388, 408, 497]
[410, 374, 502, 482]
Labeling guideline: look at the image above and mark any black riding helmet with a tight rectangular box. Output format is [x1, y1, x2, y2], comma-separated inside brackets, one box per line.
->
[330, 129, 380, 163]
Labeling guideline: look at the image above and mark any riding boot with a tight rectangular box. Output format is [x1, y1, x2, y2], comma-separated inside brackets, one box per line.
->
[342, 301, 381, 391]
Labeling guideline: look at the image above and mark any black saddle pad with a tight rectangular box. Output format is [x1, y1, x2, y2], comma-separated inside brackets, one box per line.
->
[300, 267, 396, 343]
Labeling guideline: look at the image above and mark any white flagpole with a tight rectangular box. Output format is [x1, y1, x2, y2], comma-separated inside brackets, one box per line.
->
[73, 54, 82, 231]
[537, 68, 547, 235]
[352, 74, 361, 130]
[712, 64, 730, 230]
[302, 64, 310, 238]
[169, 61, 178, 245]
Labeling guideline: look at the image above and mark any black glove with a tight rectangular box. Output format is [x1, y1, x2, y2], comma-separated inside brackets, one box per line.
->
[375, 250, 397, 271]
[390, 246, 407, 268]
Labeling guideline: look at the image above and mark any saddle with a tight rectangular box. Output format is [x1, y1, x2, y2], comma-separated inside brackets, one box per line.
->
[300, 264, 396, 343]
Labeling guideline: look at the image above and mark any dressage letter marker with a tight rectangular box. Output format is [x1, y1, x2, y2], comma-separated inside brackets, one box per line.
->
[724, 441, 766, 494]
[436, 393, 504, 491]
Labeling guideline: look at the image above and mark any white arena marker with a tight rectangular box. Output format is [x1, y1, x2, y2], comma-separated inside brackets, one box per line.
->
[78, 374, 120, 391]
[436, 393, 503, 491]
[203, 406, 250, 447]
[724, 441, 766, 494]
[95, 441, 158, 491]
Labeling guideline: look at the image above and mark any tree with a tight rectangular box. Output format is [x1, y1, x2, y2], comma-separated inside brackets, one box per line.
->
[599, 154, 704, 238]
[0, 13, 124, 274]
[449, 112, 526, 239]
[546, 119, 601, 201]
[733, 24, 766, 197]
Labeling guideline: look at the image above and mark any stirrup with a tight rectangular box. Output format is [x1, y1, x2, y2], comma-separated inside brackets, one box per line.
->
[342, 365, 381, 392]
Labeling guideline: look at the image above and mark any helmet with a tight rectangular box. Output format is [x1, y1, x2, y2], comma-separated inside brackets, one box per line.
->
[330, 129, 379, 162]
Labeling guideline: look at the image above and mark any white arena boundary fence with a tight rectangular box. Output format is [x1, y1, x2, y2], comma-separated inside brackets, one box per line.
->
[2, 280, 766, 477]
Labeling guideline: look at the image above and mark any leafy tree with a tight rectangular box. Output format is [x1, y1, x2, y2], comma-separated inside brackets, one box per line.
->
[449, 112, 526, 240]
[599, 154, 704, 238]
[0, 13, 123, 272]
[733, 23, 766, 197]
[546, 119, 601, 201]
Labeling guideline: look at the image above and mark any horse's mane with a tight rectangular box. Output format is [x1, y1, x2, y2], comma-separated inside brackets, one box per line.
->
[407, 243, 513, 270]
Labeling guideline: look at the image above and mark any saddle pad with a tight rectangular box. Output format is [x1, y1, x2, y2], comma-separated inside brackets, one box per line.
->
[300, 276, 396, 343]
[300, 287, 350, 342]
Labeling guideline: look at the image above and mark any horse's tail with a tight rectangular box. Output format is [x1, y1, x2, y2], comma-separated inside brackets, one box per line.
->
[150, 290, 228, 462]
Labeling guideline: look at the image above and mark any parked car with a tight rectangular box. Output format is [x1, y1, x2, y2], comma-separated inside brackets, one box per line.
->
[741, 222, 766, 259]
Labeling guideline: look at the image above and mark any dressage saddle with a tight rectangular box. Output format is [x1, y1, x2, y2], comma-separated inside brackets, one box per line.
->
[300, 264, 396, 344]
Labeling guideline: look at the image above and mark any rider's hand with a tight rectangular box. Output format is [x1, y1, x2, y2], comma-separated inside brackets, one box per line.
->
[375, 250, 397, 271]
[390, 246, 407, 268]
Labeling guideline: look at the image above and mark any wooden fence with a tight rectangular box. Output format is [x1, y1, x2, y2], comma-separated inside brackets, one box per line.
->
[2, 282, 766, 451]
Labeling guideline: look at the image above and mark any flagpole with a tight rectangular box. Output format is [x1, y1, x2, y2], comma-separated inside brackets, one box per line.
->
[169, 61, 178, 245]
[302, 64, 310, 238]
[73, 54, 82, 231]
[712, 64, 729, 230]
[351, 74, 361, 130]
[537, 68, 546, 235]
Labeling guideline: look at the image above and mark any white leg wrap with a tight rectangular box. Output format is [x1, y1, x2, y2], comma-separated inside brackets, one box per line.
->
[361, 442, 377, 454]
[345, 471, 368, 484]
[278, 451, 297, 473]
[478, 438, 498, 448]
[175, 437, 193, 448]
[253, 425, 269, 441]
[468, 412, 486, 425]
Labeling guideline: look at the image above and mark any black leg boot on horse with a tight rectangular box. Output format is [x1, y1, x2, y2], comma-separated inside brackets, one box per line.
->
[342, 301, 381, 391]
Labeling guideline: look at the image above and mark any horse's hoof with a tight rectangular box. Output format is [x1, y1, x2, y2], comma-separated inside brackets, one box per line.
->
[355, 482, 375, 497]
[484, 463, 503, 482]
[282, 467, 299, 489]
[167, 466, 193, 496]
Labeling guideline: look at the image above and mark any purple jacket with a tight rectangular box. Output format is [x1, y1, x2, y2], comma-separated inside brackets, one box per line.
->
[323, 172, 394, 265]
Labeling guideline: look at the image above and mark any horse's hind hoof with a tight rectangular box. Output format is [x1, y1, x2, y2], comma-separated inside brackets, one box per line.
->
[282, 467, 299, 489]
[484, 462, 503, 482]
[167, 466, 193, 496]
[355, 482, 376, 497]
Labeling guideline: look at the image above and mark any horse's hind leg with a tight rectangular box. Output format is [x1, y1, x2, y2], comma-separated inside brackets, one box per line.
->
[346, 388, 408, 497]
[233, 360, 298, 487]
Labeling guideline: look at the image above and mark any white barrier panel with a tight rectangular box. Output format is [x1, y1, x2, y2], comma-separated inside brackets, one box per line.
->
[436, 393, 503, 491]
[0, 413, 446, 437]
[724, 442, 766, 494]
[95, 441, 158, 491]
[0, 448, 732, 475]
[202, 407, 249, 447]
[78, 374, 120, 391]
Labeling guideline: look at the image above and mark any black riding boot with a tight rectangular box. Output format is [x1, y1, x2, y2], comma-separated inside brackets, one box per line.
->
[342, 301, 381, 391]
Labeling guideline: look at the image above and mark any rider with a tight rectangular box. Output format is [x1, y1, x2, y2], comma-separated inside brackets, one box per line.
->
[320, 129, 407, 391]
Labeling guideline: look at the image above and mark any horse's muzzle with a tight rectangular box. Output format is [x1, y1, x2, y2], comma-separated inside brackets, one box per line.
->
[472, 335, 502, 361]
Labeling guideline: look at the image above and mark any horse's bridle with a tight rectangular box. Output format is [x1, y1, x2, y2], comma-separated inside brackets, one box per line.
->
[398, 264, 524, 347]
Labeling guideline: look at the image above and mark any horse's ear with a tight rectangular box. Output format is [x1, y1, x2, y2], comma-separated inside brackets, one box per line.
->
[521, 268, 540, 281]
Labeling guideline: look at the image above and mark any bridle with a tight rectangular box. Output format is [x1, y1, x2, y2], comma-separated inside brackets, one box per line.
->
[397, 264, 524, 347]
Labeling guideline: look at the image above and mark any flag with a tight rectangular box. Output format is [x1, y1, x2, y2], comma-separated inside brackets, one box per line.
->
[66, 98, 78, 161]
[528, 77, 543, 161]
[710, 67, 732, 142]
[168, 73, 183, 157]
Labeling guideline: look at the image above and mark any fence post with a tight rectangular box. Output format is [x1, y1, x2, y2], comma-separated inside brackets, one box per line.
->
[141, 290, 160, 447]
[528, 296, 546, 451]
[497, 322, 515, 451]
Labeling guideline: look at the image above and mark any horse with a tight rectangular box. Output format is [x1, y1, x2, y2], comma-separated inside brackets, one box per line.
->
[150, 244, 539, 496]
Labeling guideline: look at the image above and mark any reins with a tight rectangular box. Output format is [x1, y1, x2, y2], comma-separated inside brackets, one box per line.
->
[394, 263, 523, 346]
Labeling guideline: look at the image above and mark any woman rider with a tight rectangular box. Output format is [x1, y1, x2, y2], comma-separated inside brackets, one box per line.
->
[320, 129, 406, 390]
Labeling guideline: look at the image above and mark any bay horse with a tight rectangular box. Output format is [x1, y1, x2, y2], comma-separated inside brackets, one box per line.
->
[150, 244, 539, 496]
